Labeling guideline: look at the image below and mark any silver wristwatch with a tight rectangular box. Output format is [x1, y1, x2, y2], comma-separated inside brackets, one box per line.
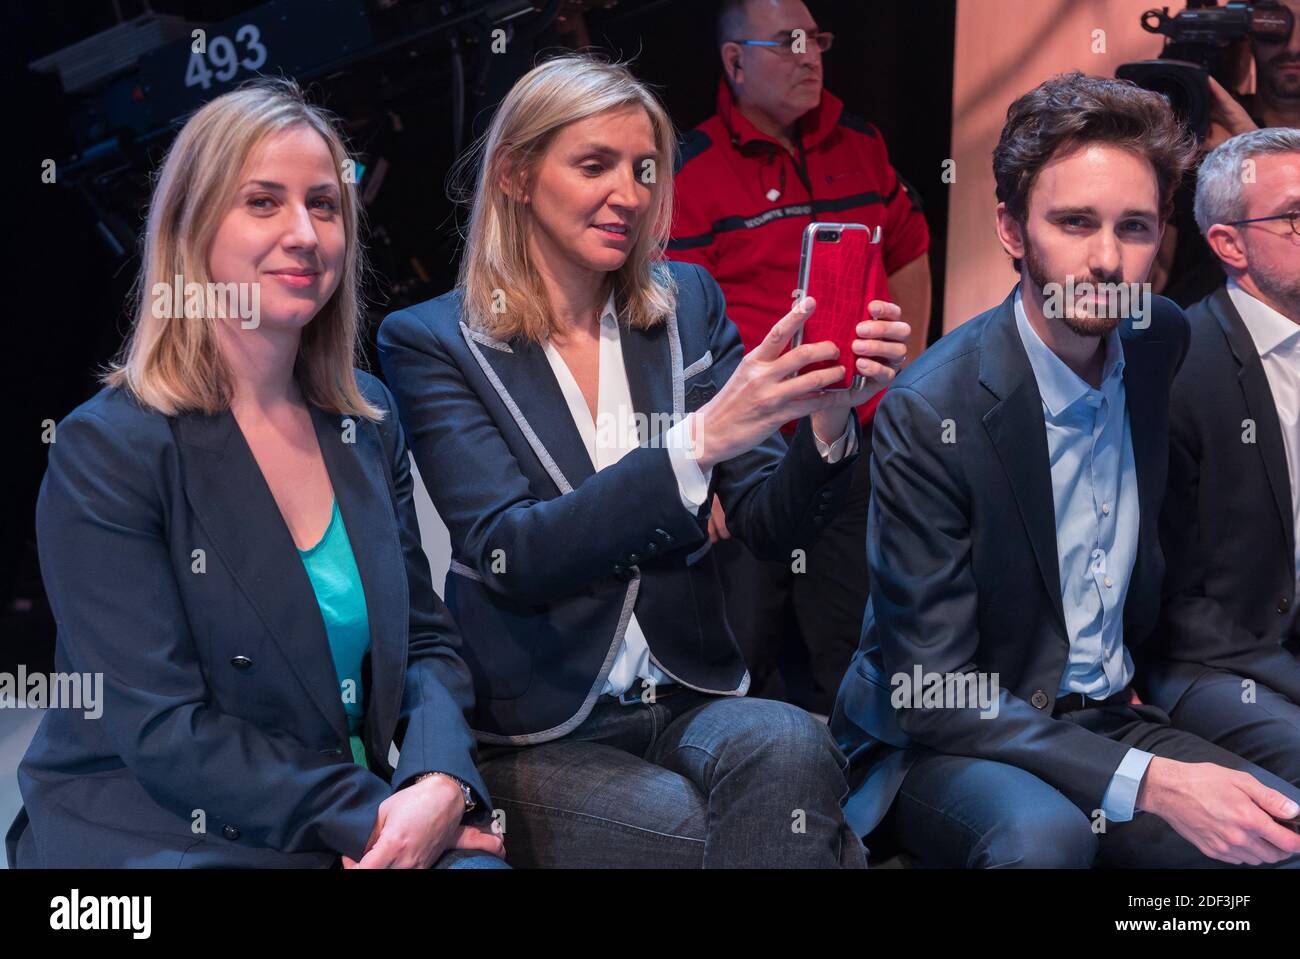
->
[411, 770, 476, 814]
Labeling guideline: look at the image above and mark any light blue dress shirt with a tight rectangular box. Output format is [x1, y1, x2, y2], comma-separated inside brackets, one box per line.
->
[1013, 287, 1153, 822]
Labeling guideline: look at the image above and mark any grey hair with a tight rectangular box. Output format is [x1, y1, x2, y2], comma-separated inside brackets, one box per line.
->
[1194, 127, 1300, 235]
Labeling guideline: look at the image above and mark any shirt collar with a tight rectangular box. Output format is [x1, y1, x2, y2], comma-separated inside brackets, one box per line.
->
[1014, 285, 1125, 418]
[715, 76, 842, 152]
[1226, 277, 1300, 358]
[601, 287, 617, 322]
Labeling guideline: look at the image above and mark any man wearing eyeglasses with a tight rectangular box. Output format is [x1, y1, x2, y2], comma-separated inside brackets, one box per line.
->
[1146, 129, 1300, 792]
[667, 0, 931, 716]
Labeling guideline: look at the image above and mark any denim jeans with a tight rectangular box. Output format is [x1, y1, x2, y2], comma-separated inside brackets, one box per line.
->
[435, 849, 512, 869]
[476, 688, 867, 868]
[326, 848, 510, 869]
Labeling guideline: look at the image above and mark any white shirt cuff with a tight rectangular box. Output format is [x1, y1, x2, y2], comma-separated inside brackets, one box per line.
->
[812, 416, 858, 463]
[665, 413, 712, 513]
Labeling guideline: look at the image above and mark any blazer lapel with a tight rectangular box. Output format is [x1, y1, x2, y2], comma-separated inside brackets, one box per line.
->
[460, 323, 595, 493]
[174, 410, 349, 741]
[1120, 326, 1168, 612]
[1211, 287, 1297, 568]
[458, 294, 684, 492]
[979, 290, 1069, 640]
[310, 406, 408, 760]
[619, 312, 678, 444]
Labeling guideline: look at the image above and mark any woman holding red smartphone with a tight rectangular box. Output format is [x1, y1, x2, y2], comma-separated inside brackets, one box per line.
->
[378, 52, 908, 868]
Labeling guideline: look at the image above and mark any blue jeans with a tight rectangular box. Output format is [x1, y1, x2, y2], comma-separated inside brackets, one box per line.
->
[436, 849, 511, 869]
[324, 847, 508, 869]
[476, 688, 867, 868]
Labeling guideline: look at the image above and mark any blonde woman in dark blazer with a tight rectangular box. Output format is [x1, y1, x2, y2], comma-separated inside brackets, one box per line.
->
[8, 80, 504, 869]
[379, 54, 909, 867]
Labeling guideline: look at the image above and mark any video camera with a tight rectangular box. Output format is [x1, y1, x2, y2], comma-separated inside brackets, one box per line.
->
[1117, 0, 1294, 140]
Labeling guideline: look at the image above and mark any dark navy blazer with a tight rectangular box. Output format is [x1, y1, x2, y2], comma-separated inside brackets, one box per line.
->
[831, 286, 1189, 836]
[6, 371, 489, 868]
[377, 259, 861, 743]
[1145, 286, 1300, 711]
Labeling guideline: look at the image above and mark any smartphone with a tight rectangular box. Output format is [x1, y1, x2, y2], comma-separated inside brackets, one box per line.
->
[790, 222, 886, 391]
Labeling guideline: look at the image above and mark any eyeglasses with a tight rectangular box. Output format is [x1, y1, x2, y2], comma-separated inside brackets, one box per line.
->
[729, 31, 834, 55]
[1224, 210, 1300, 237]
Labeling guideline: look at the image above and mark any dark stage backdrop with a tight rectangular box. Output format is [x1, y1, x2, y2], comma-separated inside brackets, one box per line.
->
[2, 0, 955, 669]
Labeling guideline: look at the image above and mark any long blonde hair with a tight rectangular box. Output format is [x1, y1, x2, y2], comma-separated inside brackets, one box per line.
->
[104, 77, 383, 420]
[450, 52, 679, 342]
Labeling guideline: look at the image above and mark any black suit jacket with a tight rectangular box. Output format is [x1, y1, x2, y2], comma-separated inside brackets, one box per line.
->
[1144, 286, 1300, 711]
[831, 285, 1189, 836]
[7, 372, 488, 868]
[377, 259, 860, 743]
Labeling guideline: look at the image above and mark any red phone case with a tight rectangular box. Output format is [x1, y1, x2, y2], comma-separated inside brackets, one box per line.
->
[791, 222, 886, 391]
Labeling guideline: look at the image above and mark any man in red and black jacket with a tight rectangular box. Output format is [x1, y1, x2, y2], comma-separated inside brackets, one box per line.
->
[668, 0, 931, 713]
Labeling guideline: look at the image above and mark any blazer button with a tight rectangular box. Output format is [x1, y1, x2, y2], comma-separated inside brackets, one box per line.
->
[222, 824, 240, 841]
[627, 553, 641, 565]
[1030, 690, 1050, 710]
[230, 655, 253, 670]
[820, 489, 834, 501]
[645, 542, 659, 555]
[813, 515, 826, 527]
[612, 565, 633, 583]
[1280, 598, 1292, 614]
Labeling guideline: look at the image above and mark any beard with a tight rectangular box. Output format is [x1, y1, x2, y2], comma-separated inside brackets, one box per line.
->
[1260, 53, 1300, 101]
[1251, 252, 1300, 320]
[1022, 234, 1125, 338]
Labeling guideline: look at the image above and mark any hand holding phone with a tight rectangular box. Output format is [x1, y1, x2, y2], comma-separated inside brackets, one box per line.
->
[790, 222, 891, 391]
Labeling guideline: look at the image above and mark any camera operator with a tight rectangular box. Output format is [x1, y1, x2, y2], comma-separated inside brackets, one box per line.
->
[1158, 0, 1298, 304]
[1243, 0, 1300, 127]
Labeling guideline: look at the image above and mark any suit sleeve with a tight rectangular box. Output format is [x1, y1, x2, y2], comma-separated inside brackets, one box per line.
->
[697, 263, 862, 561]
[35, 409, 391, 860]
[377, 309, 710, 605]
[869, 385, 1134, 813]
[372, 381, 491, 818]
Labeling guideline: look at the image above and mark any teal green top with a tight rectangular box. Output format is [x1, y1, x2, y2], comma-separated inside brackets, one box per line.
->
[297, 499, 371, 769]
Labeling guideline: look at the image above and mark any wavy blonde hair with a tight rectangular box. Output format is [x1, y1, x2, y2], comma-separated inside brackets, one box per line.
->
[104, 77, 382, 420]
[450, 52, 679, 341]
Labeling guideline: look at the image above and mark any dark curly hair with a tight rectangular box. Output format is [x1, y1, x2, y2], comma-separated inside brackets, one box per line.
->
[993, 71, 1197, 271]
